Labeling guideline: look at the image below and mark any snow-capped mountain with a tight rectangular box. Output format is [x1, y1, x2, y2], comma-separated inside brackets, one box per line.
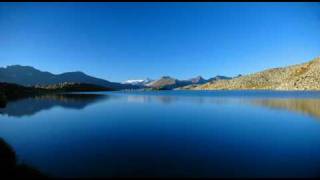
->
[123, 78, 153, 86]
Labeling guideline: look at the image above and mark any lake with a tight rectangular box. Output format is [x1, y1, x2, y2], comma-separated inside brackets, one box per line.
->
[1, 90, 320, 178]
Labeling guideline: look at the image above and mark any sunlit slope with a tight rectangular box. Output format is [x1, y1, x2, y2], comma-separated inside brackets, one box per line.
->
[194, 57, 320, 90]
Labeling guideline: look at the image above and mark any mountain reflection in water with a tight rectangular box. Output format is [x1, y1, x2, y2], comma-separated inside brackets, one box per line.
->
[2, 91, 320, 121]
[0, 94, 108, 117]
[251, 98, 320, 120]
[124, 94, 320, 120]
[1, 91, 320, 177]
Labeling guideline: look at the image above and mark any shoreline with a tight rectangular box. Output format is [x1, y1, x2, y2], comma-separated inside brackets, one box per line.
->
[2, 84, 320, 109]
[0, 82, 115, 108]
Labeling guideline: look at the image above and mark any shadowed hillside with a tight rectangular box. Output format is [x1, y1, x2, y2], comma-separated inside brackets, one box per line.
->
[0, 65, 138, 90]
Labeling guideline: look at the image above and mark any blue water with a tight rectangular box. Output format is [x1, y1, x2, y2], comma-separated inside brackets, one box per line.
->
[1, 90, 320, 178]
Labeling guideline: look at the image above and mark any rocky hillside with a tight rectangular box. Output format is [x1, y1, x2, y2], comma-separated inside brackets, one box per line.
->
[194, 57, 320, 90]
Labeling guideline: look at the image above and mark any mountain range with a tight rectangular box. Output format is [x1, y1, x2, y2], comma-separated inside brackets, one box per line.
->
[123, 78, 153, 87]
[0, 65, 137, 90]
[2, 57, 320, 91]
[144, 75, 232, 90]
[0, 65, 232, 90]
[146, 76, 193, 90]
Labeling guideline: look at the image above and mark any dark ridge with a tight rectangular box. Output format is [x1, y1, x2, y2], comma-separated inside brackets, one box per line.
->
[0, 65, 138, 90]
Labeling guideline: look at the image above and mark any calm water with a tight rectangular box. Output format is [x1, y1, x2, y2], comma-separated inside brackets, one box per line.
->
[1, 90, 320, 178]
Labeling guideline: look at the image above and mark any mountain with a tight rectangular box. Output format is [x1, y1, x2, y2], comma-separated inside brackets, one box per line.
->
[0, 65, 137, 90]
[147, 76, 190, 90]
[147, 76, 208, 90]
[194, 57, 320, 90]
[207, 75, 232, 82]
[176, 75, 232, 90]
[188, 76, 207, 84]
[123, 78, 153, 86]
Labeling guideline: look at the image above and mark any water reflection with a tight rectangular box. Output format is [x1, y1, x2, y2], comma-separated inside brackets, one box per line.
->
[125, 95, 210, 104]
[2, 91, 320, 121]
[251, 98, 320, 120]
[126, 95, 180, 104]
[0, 94, 108, 117]
[2, 92, 320, 177]
[124, 94, 320, 120]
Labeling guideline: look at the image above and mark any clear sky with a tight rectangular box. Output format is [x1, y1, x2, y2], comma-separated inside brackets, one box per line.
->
[0, 2, 320, 82]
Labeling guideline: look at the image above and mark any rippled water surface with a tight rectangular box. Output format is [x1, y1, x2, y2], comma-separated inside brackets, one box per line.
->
[1, 90, 320, 178]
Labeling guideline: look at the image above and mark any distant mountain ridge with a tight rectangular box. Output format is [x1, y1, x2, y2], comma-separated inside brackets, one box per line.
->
[146, 75, 211, 90]
[0, 65, 137, 90]
[0, 65, 239, 91]
[189, 76, 207, 84]
[207, 75, 232, 82]
[123, 78, 153, 86]
[176, 75, 232, 90]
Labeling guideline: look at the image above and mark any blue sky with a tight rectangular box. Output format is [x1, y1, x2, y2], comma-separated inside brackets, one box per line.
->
[0, 2, 320, 82]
